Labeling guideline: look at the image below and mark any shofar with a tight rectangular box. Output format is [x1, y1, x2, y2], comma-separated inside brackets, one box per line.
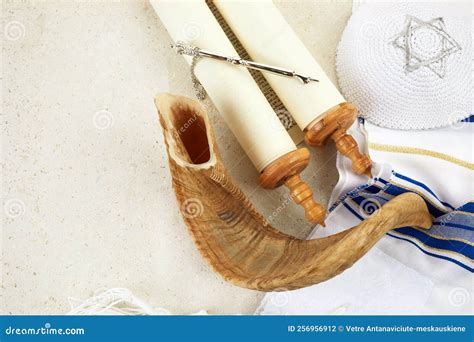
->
[155, 93, 432, 291]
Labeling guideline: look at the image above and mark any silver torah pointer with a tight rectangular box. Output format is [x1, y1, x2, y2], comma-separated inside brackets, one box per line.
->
[172, 41, 319, 84]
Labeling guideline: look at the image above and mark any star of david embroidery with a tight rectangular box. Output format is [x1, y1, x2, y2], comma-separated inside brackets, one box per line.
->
[392, 16, 461, 78]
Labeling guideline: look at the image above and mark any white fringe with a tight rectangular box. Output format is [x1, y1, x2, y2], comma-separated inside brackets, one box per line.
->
[67, 288, 207, 316]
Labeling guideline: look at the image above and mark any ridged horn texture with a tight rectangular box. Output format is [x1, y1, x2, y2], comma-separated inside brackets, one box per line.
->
[155, 93, 432, 291]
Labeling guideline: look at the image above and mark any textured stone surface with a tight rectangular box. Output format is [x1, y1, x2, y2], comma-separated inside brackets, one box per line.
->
[2, 0, 352, 314]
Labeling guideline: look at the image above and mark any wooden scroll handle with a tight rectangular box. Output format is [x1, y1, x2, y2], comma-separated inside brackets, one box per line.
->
[259, 148, 326, 225]
[305, 103, 373, 177]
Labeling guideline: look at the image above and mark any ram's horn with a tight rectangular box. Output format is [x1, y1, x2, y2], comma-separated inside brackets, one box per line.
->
[155, 93, 432, 291]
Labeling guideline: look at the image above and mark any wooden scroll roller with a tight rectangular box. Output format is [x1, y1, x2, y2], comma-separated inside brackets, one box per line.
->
[304, 103, 372, 177]
[151, 1, 326, 224]
[214, 0, 373, 177]
[259, 148, 325, 225]
[156, 93, 433, 291]
[259, 149, 325, 225]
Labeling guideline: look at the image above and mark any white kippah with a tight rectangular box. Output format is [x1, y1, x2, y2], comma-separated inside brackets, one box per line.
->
[336, 2, 472, 130]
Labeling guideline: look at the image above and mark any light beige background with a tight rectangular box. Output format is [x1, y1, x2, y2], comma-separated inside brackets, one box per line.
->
[2, 0, 352, 314]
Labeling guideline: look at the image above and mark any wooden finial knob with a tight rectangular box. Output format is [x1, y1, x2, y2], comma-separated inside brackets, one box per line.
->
[304, 103, 372, 177]
[284, 175, 326, 225]
[331, 129, 372, 177]
[259, 148, 326, 225]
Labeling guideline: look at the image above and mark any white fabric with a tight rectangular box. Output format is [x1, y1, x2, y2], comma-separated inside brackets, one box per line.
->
[336, 2, 472, 129]
[257, 246, 434, 315]
[364, 121, 473, 208]
[256, 119, 473, 315]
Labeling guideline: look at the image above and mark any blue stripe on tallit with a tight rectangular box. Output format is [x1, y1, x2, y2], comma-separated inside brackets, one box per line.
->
[393, 172, 455, 210]
[429, 222, 473, 240]
[434, 222, 474, 231]
[386, 233, 474, 273]
[328, 181, 390, 212]
[374, 177, 389, 185]
[395, 227, 473, 259]
[343, 202, 364, 220]
[460, 114, 474, 122]
[456, 202, 474, 213]
[338, 172, 473, 272]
